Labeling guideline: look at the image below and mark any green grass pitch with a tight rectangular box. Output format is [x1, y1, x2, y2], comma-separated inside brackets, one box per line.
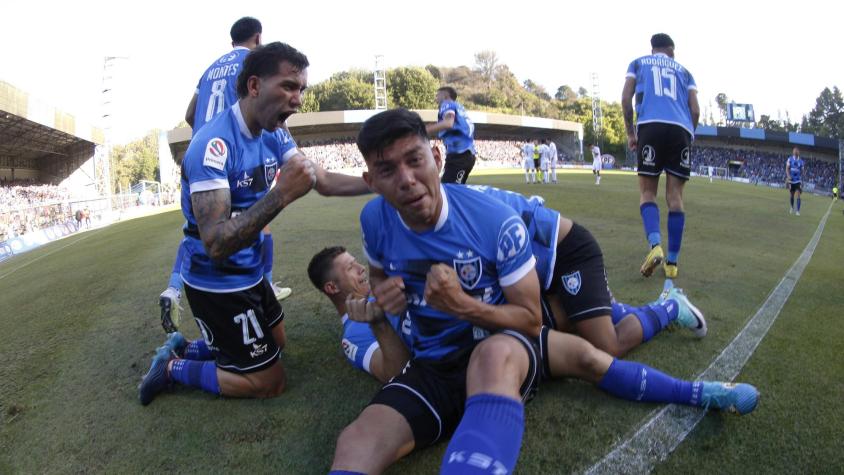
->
[1, 172, 842, 473]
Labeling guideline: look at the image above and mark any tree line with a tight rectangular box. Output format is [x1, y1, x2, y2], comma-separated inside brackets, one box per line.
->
[115, 53, 841, 189]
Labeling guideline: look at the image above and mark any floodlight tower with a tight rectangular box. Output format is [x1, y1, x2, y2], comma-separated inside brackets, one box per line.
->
[98, 55, 128, 201]
[591, 72, 603, 150]
[374, 55, 387, 110]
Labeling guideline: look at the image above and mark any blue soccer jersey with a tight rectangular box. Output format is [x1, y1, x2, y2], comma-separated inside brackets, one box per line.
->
[626, 53, 697, 135]
[180, 103, 299, 292]
[341, 312, 411, 374]
[193, 47, 250, 130]
[465, 185, 560, 291]
[787, 156, 804, 183]
[360, 184, 536, 361]
[437, 100, 475, 155]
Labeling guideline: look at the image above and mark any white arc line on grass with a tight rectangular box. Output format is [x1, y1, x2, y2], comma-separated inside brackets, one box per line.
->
[585, 200, 835, 475]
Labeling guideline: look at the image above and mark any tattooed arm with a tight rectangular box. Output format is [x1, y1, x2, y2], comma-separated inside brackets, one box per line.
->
[191, 155, 316, 260]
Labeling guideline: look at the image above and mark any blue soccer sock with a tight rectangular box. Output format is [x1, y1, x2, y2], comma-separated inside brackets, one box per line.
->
[790, 195, 795, 209]
[797, 197, 801, 211]
[631, 300, 679, 342]
[168, 243, 187, 290]
[169, 359, 221, 395]
[640, 202, 661, 248]
[184, 340, 213, 360]
[611, 302, 636, 325]
[263, 233, 274, 282]
[666, 211, 685, 264]
[598, 359, 702, 406]
[441, 394, 524, 475]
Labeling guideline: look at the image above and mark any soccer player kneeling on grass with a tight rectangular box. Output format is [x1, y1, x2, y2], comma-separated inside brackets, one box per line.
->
[137, 42, 371, 405]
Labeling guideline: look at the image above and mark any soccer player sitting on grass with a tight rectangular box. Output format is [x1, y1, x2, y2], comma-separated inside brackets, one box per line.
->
[328, 109, 758, 475]
[312, 234, 759, 423]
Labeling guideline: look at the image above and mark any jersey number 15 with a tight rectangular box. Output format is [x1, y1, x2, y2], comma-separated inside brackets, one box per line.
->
[650, 66, 677, 101]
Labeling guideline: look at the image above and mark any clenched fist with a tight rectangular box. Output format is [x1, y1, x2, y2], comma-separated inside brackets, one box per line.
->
[424, 263, 469, 316]
[275, 154, 317, 207]
[372, 276, 407, 315]
[345, 295, 385, 324]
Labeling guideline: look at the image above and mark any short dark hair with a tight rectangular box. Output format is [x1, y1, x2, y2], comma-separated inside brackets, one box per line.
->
[307, 246, 346, 293]
[230, 17, 262, 44]
[356, 108, 429, 160]
[437, 86, 458, 100]
[236, 42, 310, 98]
[650, 33, 674, 49]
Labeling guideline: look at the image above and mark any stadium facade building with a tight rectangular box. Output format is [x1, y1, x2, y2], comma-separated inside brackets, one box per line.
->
[0, 81, 104, 187]
[166, 109, 584, 170]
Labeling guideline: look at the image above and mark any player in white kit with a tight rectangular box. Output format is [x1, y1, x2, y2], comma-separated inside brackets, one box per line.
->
[523, 140, 536, 183]
[591, 143, 602, 185]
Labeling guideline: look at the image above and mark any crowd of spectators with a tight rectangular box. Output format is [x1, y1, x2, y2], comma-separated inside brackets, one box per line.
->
[299, 139, 533, 170]
[691, 146, 837, 189]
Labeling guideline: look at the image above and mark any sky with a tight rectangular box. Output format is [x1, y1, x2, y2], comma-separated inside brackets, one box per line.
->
[2, 0, 841, 144]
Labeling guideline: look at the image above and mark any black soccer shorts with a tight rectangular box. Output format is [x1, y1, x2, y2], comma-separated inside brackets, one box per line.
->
[789, 182, 802, 193]
[546, 223, 613, 323]
[369, 329, 541, 447]
[183, 279, 284, 374]
[441, 150, 476, 184]
[636, 122, 692, 180]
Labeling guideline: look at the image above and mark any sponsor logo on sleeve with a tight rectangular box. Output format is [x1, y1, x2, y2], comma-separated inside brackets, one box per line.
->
[203, 138, 228, 170]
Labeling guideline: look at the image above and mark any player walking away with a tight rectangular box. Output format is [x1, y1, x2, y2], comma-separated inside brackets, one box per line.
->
[426, 86, 476, 184]
[786, 147, 805, 215]
[160, 17, 291, 336]
[591, 142, 603, 185]
[138, 42, 371, 405]
[523, 140, 536, 183]
[832, 185, 839, 201]
[622, 33, 700, 279]
[538, 139, 550, 184]
[307, 246, 411, 383]
[331, 109, 544, 475]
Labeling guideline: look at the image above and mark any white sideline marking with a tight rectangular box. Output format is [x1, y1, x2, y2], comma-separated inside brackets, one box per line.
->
[585, 200, 834, 475]
[0, 230, 101, 281]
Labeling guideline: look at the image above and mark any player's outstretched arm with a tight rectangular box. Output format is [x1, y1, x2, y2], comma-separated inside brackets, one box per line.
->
[621, 77, 637, 151]
[424, 263, 542, 337]
[192, 155, 315, 260]
[425, 111, 455, 135]
[312, 161, 371, 196]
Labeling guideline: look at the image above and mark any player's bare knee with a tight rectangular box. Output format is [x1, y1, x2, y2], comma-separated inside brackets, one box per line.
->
[470, 337, 527, 381]
[576, 346, 608, 381]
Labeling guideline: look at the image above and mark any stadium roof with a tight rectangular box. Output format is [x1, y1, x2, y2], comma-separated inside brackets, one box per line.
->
[0, 81, 104, 179]
[167, 109, 583, 164]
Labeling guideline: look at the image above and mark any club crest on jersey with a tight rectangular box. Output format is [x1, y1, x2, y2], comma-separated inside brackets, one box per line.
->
[497, 216, 528, 262]
[454, 251, 482, 289]
[203, 138, 228, 170]
[680, 147, 690, 169]
[642, 145, 656, 165]
[264, 157, 279, 185]
[562, 271, 581, 295]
